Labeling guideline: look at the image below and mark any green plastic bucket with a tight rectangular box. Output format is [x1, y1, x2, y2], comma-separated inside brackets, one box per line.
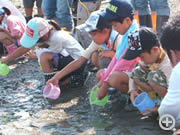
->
[90, 86, 108, 106]
[0, 61, 9, 76]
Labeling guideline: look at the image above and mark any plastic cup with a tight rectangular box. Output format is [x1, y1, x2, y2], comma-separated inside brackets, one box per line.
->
[133, 92, 155, 113]
[89, 86, 108, 106]
[43, 83, 61, 100]
[0, 61, 9, 76]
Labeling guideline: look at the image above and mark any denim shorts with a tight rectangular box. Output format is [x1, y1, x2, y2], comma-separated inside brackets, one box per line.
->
[23, 0, 42, 8]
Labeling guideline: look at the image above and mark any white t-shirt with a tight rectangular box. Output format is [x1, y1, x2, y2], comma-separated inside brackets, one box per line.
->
[46, 30, 84, 59]
[159, 62, 180, 126]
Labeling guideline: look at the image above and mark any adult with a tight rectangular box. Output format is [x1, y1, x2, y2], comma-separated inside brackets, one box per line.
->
[41, 0, 74, 32]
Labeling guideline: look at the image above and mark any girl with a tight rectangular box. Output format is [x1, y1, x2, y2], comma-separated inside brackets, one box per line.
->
[0, 7, 26, 57]
[1, 17, 87, 88]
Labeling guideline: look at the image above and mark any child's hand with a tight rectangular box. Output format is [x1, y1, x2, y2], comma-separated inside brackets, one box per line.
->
[0, 57, 9, 64]
[129, 90, 139, 103]
[96, 86, 108, 100]
[99, 50, 115, 58]
[96, 80, 102, 88]
[141, 106, 158, 116]
[46, 77, 59, 87]
[92, 85, 98, 91]
[24, 52, 37, 59]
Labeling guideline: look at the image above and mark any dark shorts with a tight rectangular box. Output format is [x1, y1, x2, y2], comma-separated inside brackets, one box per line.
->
[51, 53, 86, 82]
[23, 0, 42, 8]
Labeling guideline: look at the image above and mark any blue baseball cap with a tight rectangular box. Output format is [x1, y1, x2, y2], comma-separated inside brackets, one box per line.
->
[20, 17, 50, 48]
[100, 0, 134, 21]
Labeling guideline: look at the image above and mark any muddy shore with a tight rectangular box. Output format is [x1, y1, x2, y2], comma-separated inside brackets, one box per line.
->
[0, 0, 179, 135]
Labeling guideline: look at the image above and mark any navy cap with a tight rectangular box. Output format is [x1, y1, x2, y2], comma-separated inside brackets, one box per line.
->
[100, 0, 134, 21]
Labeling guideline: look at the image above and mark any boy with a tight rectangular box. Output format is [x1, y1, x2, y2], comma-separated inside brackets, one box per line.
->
[159, 15, 180, 128]
[123, 27, 172, 115]
[46, 11, 121, 87]
[93, 0, 139, 100]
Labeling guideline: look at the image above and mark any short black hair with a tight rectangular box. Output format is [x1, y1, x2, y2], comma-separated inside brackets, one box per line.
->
[2, 7, 11, 16]
[140, 27, 160, 53]
[97, 15, 112, 30]
[160, 15, 180, 51]
[160, 14, 180, 60]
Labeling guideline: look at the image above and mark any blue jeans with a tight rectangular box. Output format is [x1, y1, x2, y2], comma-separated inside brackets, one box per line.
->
[42, 0, 74, 31]
[131, 0, 170, 16]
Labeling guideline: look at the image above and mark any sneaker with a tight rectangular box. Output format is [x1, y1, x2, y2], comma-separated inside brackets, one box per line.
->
[25, 16, 32, 23]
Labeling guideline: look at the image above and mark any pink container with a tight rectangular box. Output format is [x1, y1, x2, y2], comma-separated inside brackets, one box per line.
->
[43, 83, 61, 100]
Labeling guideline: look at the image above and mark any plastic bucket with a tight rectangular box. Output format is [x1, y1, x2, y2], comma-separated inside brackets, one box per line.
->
[43, 83, 61, 100]
[0, 61, 9, 76]
[133, 92, 155, 113]
[89, 86, 108, 106]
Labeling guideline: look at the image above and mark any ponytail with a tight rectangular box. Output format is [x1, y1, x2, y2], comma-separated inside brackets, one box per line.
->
[48, 20, 61, 30]
[2, 7, 11, 16]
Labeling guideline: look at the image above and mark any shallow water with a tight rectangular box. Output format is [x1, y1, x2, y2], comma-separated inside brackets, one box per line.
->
[1, 0, 179, 134]
[0, 60, 171, 135]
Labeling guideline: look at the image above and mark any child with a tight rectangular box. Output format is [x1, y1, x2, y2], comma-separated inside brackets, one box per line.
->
[123, 27, 172, 115]
[159, 14, 180, 128]
[46, 11, 121, 87]
[1, 17, 87, 88]
[75, 0, 101, 49]
[93, 0, 139, 100]
[78, 11, 119, 69]
[0, 7, 26, 57]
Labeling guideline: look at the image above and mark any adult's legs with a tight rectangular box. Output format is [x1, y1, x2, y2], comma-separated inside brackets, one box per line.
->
[56, 0, 74, 31]
[23, 0, 34, 22]
[131, 0, 152, 27]
[42, 0, 56, 20]
[36, 0, 44, 17]
[150, 0, 170, 36]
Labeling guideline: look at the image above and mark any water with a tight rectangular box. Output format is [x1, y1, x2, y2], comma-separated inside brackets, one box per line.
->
[0, 60, 171, 134]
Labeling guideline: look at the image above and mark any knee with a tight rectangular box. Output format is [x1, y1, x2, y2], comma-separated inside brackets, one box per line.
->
[108, 72, 118, 87]
[40, 52, 52, 64]
[90, 52, 98, 66]
[109, 72, 129, 87]
[96, 69, 104, 81]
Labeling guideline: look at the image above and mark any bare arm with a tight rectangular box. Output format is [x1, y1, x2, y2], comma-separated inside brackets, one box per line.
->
[0, 46, 30, 63]
[0, 28, 19, 40]
[47, 56, 87, 86]
[134, 79, 153, 92]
